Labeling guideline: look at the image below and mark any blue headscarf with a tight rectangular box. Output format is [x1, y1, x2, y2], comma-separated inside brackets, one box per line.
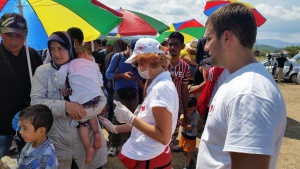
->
[48, 31, 77, 70]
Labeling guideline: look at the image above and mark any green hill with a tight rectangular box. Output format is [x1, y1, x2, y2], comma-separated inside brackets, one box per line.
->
[253, 44, 280, 52]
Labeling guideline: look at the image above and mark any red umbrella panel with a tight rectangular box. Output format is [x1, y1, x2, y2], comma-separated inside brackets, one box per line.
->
[204, 0, 266, 27]
[107, 8, 169, 36]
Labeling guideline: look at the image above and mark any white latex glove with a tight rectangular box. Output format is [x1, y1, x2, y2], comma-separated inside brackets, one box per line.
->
[134, 104, 142, 116]
[98, 116, 118, 134]
[113, 100, 136, 125]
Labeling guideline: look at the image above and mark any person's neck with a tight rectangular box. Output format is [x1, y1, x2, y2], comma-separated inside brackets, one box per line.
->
[32, 136, 47, 148]
[124, 50, 130, 58]
[170, 56, 180, 66]
[226, 49, 256, 74]
[11, 51, 20, 57]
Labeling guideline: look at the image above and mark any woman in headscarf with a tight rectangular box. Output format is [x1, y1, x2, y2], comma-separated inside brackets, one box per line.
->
[30, 31, 107, 169]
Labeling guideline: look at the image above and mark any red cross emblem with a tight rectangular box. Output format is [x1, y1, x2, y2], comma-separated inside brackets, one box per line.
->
[139, 45, 143, 51]
[141, 105, 145, 111]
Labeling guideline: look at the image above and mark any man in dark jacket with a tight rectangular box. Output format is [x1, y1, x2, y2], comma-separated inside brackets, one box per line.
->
[0, 13, 43, 158]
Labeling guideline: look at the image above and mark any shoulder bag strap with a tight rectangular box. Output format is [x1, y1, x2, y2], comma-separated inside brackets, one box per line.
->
[0, 47, 30, 106]
[114, 52, 122, 73]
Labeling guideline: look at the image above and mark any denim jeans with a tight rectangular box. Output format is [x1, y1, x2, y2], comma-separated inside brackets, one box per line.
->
[0, 135, 13, 158]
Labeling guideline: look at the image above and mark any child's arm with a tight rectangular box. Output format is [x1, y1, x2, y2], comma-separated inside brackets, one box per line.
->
[182, 124, 196, 130]
[54, 64, 68, 89]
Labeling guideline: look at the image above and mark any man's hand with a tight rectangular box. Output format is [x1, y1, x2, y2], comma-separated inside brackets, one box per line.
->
[98, 116, 118, 134]
[113, 100, 136, 125]
[65, 101, 87, 120]
[123, 72, 135, 80]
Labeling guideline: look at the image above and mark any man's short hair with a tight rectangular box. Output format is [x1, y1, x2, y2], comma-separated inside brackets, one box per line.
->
[95, 39, 101, 45]
[101, 39, 107, 46]
[168, 31, 184, 45]
[206, 3, 257, 49]
[20, 104, 53, 133]
[0, 13, 28, 36]
[67, 27, 84, 45]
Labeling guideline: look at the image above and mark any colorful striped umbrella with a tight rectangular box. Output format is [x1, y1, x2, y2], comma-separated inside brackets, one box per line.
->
[204, 0, 266, 27]
[156, 19, 205, 44]
[107, 8, 169, 36]
[0, 0, 123, 50]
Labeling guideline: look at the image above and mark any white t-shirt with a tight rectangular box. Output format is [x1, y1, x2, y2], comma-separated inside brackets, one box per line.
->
[54, 58, 104, 104]
[208, 69, 230, 105]
[197, 63, 286, 169]
[121, 71, 179, 160]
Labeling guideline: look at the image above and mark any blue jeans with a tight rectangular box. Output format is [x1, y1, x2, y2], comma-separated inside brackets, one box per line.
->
[0, 135, 13, 158]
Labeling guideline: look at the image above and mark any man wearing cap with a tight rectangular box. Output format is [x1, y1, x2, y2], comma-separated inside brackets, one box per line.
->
[0, 12, 43, 158]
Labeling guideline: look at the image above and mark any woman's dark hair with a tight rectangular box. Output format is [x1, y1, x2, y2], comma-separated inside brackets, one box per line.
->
[20, 104, 53, 133]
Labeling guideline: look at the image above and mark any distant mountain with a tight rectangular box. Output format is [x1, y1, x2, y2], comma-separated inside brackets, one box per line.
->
[256, 39, 300, 48]
[254, 44, 279, 52]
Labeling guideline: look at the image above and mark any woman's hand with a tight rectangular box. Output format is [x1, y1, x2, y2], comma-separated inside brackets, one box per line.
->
[65, 101, 87, 120]
[113, 100, 136, 125]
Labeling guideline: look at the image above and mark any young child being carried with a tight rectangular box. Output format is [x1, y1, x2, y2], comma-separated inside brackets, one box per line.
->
[18, 104, 58, 169]
[179, 97, 200, 169]
[54, 46, 107, 163]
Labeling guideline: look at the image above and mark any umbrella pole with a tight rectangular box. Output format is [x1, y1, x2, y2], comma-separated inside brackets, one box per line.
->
[18, 0, 33, 81]
[91, 40, 95, 52]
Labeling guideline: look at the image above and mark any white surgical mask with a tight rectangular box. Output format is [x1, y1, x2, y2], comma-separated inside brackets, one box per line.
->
[137, 67, 151, 79]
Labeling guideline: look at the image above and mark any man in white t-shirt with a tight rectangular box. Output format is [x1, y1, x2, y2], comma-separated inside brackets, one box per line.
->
[196, 3, 286, 169]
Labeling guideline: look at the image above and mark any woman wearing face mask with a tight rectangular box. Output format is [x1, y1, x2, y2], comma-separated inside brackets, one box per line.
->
[30, 31, 107, 169]
[99, 38, 179, 169]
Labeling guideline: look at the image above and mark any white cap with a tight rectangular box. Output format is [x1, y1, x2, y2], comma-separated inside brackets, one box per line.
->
[125, 38, 164, 64]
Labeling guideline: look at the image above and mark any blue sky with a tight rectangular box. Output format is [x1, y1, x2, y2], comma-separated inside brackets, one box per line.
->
[100, 0, 300, 43]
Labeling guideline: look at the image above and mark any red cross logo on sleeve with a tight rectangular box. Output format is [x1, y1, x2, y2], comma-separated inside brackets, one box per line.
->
[141, 105, 145, 111]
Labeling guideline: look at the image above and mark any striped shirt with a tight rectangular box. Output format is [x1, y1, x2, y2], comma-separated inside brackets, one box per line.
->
[168, 59, 190, 102]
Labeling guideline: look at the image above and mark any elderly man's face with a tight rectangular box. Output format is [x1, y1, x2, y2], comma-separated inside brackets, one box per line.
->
[1, 32, 26, 56]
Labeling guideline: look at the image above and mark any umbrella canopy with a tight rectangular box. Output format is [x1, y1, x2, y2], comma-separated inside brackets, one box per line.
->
[204, 0, 266, 27]
[107, 8, 169, 36]
[0, 0, 123, 50]
[156, 19, 205, 44]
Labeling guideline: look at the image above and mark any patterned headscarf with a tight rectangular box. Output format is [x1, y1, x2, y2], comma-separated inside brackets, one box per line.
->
[48, 31, 77, 70]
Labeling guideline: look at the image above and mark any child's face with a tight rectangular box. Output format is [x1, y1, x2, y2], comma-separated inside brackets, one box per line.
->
[188, 106, 195, 114]
[19, 119, 41, 144]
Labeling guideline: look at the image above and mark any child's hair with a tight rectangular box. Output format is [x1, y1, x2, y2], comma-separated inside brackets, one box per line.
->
[19, 104, 53, 133]
[188, 97, 197, 108]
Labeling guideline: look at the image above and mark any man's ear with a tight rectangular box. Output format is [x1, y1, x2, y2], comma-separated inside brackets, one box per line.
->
[181, 44, 185, 50]
[223, 30, 233, 44]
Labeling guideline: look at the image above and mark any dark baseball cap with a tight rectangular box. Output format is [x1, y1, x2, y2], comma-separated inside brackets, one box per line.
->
[0, 13, 28, 36]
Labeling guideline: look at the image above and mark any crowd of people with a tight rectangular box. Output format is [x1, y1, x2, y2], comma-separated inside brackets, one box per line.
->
[0, 2, 287, 169]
